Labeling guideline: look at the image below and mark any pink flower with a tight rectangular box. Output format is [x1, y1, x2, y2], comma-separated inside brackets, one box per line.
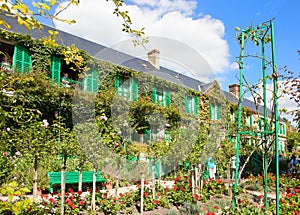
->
[15, 151, 21, 156]
[6, 127, 10, 131]
[3, 152, 8, 157]
[42, 119, 49, 128]
[100, 115, 108, 121]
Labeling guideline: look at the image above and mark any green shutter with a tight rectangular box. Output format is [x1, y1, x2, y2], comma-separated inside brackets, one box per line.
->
[194, 96, 199, 116]
[250, 115, 253, 127]
[216, 104, 221, 120]
[51, 56, 61, 86]
[85, 70, 98, 93]
[131, 78, 138, 101]
[164, 131, 170, 142]
[144, 128, 151, 143]
[165, 90, 171, 107]
[13, 45, 32, 73]
[152, 87, 156, 103]
[115, 75, 119, 92]
[185, 96, 189, 113]
[209, 102, 213, 120]
[91, 71, 99, 93]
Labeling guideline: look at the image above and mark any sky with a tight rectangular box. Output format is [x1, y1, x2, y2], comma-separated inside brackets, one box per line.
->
[41, 0, 299, 122]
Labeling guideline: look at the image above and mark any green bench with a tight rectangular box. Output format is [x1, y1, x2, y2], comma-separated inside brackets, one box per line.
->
[47, 171, 106, 193]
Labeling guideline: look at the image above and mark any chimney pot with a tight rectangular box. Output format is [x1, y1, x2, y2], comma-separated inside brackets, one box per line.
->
[229, 84, 240, 97]
[147, 49, 160, 69]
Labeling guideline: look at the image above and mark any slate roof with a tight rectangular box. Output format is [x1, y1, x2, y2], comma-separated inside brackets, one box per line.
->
[0, 15, 271, 116]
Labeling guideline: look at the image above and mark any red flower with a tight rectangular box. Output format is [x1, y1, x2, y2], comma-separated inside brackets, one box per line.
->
[165, 188, 169, 192]
[156, 192, 161, 197]
[153, 200, 160, 205]
[206, 212, 215, 215]
[294, 210, 300, 214]
[173, 186, 178, 191]
[144, 192, 149, 198]
[78, 200, 84, 206]
[49, 198, 55, 203]
[180, 187, 185, 191]
[193, 194, 200, 201]
[188, 183, 192, 187]
[77, 191, 83, 195]
[71, 204, 76, 209]
[119, 193, 123, 197]
[213, 205, 219, 210]
[68, 188, 75, 195]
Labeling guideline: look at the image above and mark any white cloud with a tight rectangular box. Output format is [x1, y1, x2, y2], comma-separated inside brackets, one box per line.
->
[54, 0, 230, 81]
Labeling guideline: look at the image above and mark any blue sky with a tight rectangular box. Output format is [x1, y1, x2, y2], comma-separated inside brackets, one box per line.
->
[196, 0, 300, 87]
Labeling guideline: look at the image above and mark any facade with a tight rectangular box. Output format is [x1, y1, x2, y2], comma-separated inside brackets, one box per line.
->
[0, 15, 287, 154]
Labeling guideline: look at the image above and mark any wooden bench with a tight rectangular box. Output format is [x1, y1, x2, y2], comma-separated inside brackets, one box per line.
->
[47, 171, 106, 193]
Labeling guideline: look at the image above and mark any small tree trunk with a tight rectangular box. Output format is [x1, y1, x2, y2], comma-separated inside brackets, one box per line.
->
[78, 166, 83, 192]
[32, 157, 38, 201]
[140, 174, 145, 215]
[238, 149, 255, 182]
[152, 160, 156, 199]
[61, 155, 67, 215]
[92, 167, 97, 211]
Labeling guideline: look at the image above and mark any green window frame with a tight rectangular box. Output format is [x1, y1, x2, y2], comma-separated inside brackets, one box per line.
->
[50, 56, 61, 86]
[115, 75, 138, 101]
[84, 70, 99, 93]
[152, 87, 170, 107]
[210, 102, 220, 120]
[279, 123, 286, 135]
[246, 114, 253, 127]
[185, 95, 198, 116]
[13, 45, 32, 73]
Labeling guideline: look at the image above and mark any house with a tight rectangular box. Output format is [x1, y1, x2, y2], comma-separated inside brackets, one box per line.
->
[0, 15, 287, 155]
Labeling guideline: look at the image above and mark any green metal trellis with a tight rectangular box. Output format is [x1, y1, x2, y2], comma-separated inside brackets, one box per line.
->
[232, 19, 280, 214]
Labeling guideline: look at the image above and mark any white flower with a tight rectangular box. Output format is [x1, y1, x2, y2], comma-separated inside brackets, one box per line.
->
[15, 151, 21, 156]
[42, 119, 49, 128]
[6, 127, 10, 131]
[100, 115, 108, 121]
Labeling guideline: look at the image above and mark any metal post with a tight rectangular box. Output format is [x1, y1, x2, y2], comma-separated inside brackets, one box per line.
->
[233, 31, 245, 210]
[262, 39, 269, 210]
[270, 21, 280, 215]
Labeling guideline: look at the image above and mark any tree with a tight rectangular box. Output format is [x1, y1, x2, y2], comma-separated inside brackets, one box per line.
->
[280, 50, 300, 129]
[0, 0, 146, 45]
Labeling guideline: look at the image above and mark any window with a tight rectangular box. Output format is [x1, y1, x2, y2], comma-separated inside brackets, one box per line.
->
[246, 114, 252, 127]
[185, 95, 198, 116]
[210, 102, 220, 120]
[13, 45, 32, 73]
[115, 75, 138, 101]
[84, 70, 99, 93]
[152, 87, 170, 107]
[279, 123, 286, 136]
[230, 109, 236, 122]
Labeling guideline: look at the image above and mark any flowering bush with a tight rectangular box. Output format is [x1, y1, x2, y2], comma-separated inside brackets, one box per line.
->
[201, 178, 228, 201]
[167, 174, 195, 206]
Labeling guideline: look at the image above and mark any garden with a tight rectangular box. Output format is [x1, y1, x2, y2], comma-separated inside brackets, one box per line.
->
[0, 168, 300, 214]
[0, 26, 300, 215]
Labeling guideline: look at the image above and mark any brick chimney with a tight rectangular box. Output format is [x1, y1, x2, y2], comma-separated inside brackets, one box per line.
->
[229, 84, 240, 97]
[147, 49, 160, 69]
[256, 96, 263, 105]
